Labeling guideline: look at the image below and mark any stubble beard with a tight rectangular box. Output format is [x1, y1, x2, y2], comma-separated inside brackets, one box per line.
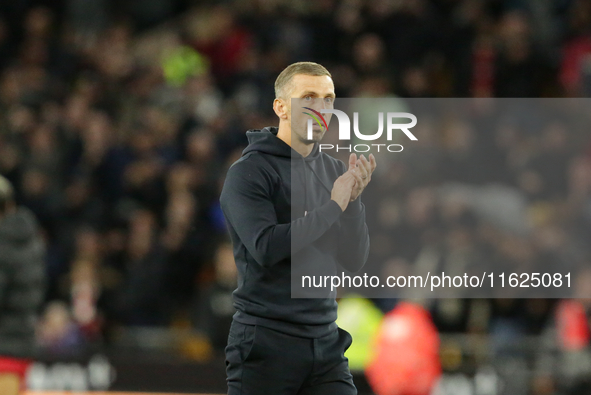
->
[296, 128, 324, 145]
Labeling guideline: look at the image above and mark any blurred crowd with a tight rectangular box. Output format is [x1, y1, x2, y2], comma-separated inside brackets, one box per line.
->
[1, 0, 591, 362]
[354, 99, 591, 331]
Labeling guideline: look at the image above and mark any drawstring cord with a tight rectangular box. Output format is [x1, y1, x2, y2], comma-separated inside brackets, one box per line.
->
[302, 156, 307, 216]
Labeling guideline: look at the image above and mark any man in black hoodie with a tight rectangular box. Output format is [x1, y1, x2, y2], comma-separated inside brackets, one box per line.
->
[220, 62, 375, 394]
[0, 175, 46, 395]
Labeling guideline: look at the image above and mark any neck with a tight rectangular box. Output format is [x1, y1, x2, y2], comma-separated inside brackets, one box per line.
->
[277, 120, 313, 157]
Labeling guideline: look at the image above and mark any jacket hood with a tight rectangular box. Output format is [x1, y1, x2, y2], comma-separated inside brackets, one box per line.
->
[0, 208, 38, 243]
[242, 126, 321, 161]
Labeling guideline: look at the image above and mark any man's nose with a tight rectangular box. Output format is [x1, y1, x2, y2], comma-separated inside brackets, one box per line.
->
[313, 98, 329, 111]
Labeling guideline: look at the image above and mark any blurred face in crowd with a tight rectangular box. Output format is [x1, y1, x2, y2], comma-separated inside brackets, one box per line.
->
[128, 210, 156, 260]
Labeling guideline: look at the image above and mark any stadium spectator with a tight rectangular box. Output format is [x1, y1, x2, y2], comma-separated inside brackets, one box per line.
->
[0, 175, 46, 395]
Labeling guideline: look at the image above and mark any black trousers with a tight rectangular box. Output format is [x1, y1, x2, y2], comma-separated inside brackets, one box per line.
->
[225, 320, 357, 395]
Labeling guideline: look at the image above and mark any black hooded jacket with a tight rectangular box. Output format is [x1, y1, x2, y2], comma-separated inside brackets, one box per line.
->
[0, 207, 46, 357]
[220, 127, 369, 338]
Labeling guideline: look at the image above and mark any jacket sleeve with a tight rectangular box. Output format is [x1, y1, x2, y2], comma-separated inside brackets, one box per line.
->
[335, 160, 370, 273]
[337, 196, 370, 272]
[220, 158, 343, 268]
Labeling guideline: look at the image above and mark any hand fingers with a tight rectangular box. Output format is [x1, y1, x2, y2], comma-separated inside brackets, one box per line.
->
[369, 153, 377, 173]
[339, 171, 356, 186]
[348, 153, 357, 171]
[356, 155, 371, 179]
[339, 170, 360, 190]
[349, 167, 364, 186]
[360, 154, 371, 172]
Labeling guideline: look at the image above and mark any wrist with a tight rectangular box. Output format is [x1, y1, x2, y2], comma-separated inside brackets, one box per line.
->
[343, 197, 362, 216]
[331, 198, 346, 212]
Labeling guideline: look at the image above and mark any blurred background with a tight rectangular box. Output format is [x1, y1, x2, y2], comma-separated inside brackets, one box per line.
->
[1, 0, 591, 394]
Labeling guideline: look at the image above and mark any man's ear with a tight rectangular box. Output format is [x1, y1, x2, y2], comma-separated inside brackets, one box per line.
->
[273, 98, 289, 120]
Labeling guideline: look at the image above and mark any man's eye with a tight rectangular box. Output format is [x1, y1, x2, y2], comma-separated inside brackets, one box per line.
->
[324, 98, 334, 104]
[304, 96, 312, 101]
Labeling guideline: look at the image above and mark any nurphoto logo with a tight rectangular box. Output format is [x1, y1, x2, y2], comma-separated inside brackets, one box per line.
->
[303, 108, 418, 153]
